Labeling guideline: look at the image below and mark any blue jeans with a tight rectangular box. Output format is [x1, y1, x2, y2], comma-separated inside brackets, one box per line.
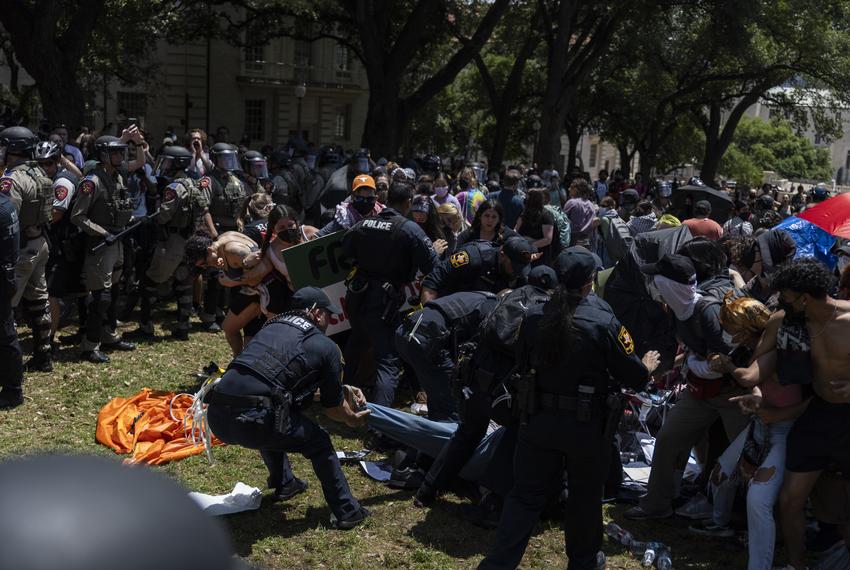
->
[712, 419, 793, 570]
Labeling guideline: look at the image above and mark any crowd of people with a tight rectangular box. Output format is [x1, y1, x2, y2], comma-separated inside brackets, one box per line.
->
[0, 121, 848, 570]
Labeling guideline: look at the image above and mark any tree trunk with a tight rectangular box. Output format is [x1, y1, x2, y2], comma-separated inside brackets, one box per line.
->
[488, 102, 511, 171]
[34, 67, 87, 128]
[535, 88, 571, 169]
[698, 90, 763, 185]
[618, 143, 631, 177]
[360, 83, 405, 158]
[565, 119, 580, 174]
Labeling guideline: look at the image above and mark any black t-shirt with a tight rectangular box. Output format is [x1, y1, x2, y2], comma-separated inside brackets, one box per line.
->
[242, 218, 268, 245]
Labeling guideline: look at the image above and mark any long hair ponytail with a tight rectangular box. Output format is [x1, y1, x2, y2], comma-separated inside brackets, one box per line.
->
[538, 284, 583, 365]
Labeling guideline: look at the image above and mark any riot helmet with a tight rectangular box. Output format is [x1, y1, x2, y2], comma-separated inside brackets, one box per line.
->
[94, 135, 128, 169]
[210, 142, 240, 172]
[420, 154, 442, 175]
[0, 126, 38, 163]
[353, 148, 371, 174]
[154, 145, 193, 181]
[269, 150, 292, 170]
[34, 140, 62, 162]
[317, 145, 341, 168]
[242, 150, 268, 179]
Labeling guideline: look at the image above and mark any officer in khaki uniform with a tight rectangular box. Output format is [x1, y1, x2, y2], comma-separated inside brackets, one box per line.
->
[0, 126, 55, 372]
[201, 142, 249, 331]
[70, 136, 137, 363]
[137, 145, 211, 340]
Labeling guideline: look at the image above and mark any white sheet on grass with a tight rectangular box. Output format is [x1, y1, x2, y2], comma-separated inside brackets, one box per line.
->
[188, 482, 263, 516]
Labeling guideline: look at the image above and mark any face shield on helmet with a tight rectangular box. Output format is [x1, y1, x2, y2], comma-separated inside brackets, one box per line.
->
[214, 151, 240, 172]
[248, 159, 268, 180]
[103, 147, 128, 170]
[154, 155, 176, 180]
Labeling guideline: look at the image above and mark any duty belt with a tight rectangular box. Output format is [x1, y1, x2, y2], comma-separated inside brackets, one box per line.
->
[204, 389, 274, 410]
[537, 393, 605, 412]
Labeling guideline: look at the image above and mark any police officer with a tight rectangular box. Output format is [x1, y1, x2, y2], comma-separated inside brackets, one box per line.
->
[0, 126, 55, 371]
[136, 145, 211, 340]
[205, 286, 371, 529]
[414, 266, 557, 516]
[0, 187, 22, 408]
[478, 248, 660, 570]
[420, 236, 536, 302]
[202, 142, 249, 331]
[70, 135, 137, 363]
[241, 150, 272, 194]
[341, 178, 437, 408]
[395, 290, 499, 422]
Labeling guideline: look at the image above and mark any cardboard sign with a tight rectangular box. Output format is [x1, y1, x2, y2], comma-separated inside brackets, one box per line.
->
[283, 231, 421, 335]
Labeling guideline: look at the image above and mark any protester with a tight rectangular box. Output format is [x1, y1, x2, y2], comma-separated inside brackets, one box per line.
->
[683, 200, 723, 240]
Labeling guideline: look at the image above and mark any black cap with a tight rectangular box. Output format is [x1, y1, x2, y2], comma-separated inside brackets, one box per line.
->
[501, 236, 537, 280]
[528, 265, 557, 290]
[641, 253, 696, 285]
[694, 199, 712, 215]
[291, 286, 343, 315]
[554, 246, 599, 289]
[756, 194, 775, 209]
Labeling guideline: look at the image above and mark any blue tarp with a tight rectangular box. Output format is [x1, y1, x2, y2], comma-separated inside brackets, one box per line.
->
[775, 216, 837, 269]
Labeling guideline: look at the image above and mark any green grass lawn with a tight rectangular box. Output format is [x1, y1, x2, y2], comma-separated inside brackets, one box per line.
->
[3, 316, 747, 569]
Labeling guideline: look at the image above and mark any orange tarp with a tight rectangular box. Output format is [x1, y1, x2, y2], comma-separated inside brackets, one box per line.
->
[96, 388, 221, 465]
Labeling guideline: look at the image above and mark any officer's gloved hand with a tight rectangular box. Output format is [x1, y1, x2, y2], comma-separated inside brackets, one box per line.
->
[103, 233, 118, 246]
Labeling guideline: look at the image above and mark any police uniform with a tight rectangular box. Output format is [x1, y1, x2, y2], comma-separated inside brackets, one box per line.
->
[69, 165, 135, 355]
[0, 161, 54, 367]
[395, 291, 498, 422]
[140, 176, 211, 337]
[0, 191, 22, 407]
[341, 206, 437, 407]
[205, 308, 367, 527]
[478, 250, 649, 570]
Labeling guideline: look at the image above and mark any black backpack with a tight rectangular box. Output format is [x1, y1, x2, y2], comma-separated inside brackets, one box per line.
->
[479, 285, 550, 357]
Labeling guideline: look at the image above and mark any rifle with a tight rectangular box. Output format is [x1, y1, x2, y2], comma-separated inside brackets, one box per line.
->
[90, 209, 162, 253]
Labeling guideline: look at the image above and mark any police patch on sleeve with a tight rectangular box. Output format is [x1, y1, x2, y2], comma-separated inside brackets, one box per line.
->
[80, 179, 95, 194]
[163, 185, 178, 202]
[54, 185, 68, 201]
[199, 177, 210, 189]
[0, 177, 12, 194]
[617, 326, 635, 355]
[450, 251, 469, 268]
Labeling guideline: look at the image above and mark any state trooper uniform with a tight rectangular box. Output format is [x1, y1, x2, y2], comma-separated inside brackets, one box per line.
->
[202, 143, 249, 329]
[205, 287, 370, 529]
[395, 291, 498, 422]
[0, 127, 55, 371]
[0, 190, 22, 408]
[70, 136, 137, 363]
[421, 236, 536, 298]
[139, 145, 211, 340]
[479, 248, 650, 570]
[341, 188, 437, 407]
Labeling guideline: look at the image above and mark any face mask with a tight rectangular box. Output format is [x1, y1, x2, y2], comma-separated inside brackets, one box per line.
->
[777, 297, 805, 321]
[434, 186, 449, 198]
[352, 195, 376, 215]
[279, 228, 300, 243]
[739, 212, 751, 221]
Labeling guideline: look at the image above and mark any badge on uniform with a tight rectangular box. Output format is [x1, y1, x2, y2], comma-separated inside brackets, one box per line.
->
[617, 326, 635, 355]
[164, 187, 177, 202]
[450, 251, 469, 268]
[54, 186, 68, 201]
[80, 179, 95, 194]
[0, 178, 12, 194]
[199, 177, 210, 189]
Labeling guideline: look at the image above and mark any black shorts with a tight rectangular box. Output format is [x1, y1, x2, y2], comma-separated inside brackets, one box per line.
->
[229, 288, 259, 316]
[265, 278, 292, 315]
[786, 396, 850, 479]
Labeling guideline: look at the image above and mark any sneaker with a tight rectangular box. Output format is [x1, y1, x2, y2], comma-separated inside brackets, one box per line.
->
[387, 467, 425, 490]
[272, 478, 307, 501]
[0, 389, 23, 409]
[624, 505, 673, 520]
[81, 350, 110, 364]
[413, 482, 437, 508]
[675, 493, 713, 520]
[689, 519, 735, 538]
[330, 506, 370, 530]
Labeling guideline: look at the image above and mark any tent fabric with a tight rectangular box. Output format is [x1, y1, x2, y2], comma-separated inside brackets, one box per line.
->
[96, 388, 221, 465]
[798, 193, 850, 239]
[774, 216, 837, 269]
[603, 225, 693, 373]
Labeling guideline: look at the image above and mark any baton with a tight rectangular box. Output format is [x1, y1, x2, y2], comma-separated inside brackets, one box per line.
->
[90, 209, 162, 253]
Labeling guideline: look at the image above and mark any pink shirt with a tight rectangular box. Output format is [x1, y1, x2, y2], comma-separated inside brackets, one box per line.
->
[683, 217, 723, 241]
[760, 375, 802, 409]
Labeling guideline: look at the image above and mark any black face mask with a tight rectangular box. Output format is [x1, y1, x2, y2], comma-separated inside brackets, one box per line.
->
[352, 195, 376, 215]
[279, 228, 300, 243]
[739, 211, 751, 221]
[777, 298, 805, 322]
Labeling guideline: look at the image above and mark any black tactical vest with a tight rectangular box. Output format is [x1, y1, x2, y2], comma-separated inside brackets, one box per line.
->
[349, 210, 415, 284]
[426, 291, 498, 341]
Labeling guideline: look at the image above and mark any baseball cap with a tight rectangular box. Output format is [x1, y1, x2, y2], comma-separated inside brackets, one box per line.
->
[640, 253, 696, 285]
[351, 174, 376, 192]
[554, 247, 599, 289]
[410, 196, 432, 214]
[528, 265, 558, 290]
[501, 236, 537, 280]
[291, 286, 343, 316]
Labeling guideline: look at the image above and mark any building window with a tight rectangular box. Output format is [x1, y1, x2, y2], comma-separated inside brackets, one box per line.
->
[814, 133, 826, 146]
[116, 92, 147, 120]
[588, 143, 598, 168]
[244, 99, 265, 142]
[335, 105, 351, 140]
[335, 44, 351, 72]
[295, 39, 312, 68]
[244, 44, 265, 73]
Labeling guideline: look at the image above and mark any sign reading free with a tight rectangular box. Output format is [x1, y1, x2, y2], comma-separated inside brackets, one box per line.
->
[282, 231, 421, 335]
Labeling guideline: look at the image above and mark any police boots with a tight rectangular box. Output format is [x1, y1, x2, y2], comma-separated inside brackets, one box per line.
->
[23, 352, 52, 373]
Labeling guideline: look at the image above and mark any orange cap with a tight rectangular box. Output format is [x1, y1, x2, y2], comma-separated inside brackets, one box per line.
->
[352, 174, 376, 192]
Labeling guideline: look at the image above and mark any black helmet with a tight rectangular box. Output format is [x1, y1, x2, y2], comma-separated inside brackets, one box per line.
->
[241, 150, 268, 179]
[269, 150, 292, 169]
[526, 174, 544, 189]
[210, 142, 240, 171]
[318, 145, 341, 168]
[94, 135, 128, 166]
[34, 140, 62, 161]
[154, 145, 192, 180]
[420, 154, 442, 174]
[0, 126, 38, 158]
